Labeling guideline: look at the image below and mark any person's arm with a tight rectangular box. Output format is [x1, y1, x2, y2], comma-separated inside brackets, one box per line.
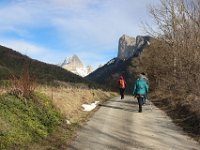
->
[133, 81, 137, 96]
[145, 81, 149, 94]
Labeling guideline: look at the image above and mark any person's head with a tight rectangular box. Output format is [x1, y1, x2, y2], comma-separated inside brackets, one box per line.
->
[120, 75, 123, 79]
[138, 72, 149, 81]
[139, 72, 146, 78]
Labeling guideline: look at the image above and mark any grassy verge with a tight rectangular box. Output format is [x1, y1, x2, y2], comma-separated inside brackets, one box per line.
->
[27, 87, 117, 149]
[0, 85, 116, 149]
[150, 90, 200, 143]
[0, 92, 63, 149]
[38, 86, 117, 123]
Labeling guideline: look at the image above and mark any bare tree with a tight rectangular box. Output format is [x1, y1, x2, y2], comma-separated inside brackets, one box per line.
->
[143, 0, 200, 95]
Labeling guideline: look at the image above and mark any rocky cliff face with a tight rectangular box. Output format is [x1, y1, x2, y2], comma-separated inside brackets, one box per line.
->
[61, 55, 93, 77]
[118, 34, 150, 60]
[118, 34, 136, 60]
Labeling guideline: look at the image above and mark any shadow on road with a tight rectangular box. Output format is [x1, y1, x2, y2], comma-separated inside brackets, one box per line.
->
[107, 100, 138, 105]
[98, 99, 139, 112]
[98, 104, 136, 112]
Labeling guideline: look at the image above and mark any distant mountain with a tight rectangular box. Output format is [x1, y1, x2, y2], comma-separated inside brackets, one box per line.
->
[61, 55, 93, 77]
[86, 34, 151, 91]
[0, 45, 87, 84]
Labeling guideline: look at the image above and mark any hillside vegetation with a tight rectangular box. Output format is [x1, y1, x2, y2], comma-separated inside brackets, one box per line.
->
[0, 92, 63, 149]
[0, 45, 86, 84]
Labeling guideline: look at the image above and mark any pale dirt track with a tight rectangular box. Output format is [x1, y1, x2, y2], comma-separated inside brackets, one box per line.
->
[68, 96, 200, 150]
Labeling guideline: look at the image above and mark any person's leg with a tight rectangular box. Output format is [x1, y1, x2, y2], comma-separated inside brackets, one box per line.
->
[119, 88, 123, 99]
[143, 95, 146, 104]
[137, 96, 143, 112]
[122, 88, 125, 99]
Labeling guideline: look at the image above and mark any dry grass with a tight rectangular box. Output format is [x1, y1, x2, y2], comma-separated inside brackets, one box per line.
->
[1, 82, 116, 122]
[0, 88, 7, 95]
[37, 86, 117, 122]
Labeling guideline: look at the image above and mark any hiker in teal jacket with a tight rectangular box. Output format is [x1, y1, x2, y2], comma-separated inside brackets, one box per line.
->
[133, 73, 149, 112]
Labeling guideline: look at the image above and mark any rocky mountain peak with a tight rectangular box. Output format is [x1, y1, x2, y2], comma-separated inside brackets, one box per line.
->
[86, 65, 93, 73]
[62, 55, 83, 68]
[118, 34, 150, 60]
[61, 55, 93, 77]
[118, 34, 136, 60]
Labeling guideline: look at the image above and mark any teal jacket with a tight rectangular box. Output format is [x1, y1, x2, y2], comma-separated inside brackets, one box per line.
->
[133, 78, 149, 96]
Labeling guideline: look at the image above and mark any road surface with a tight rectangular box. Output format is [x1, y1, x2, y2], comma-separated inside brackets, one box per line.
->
[68, 96, 200, 150]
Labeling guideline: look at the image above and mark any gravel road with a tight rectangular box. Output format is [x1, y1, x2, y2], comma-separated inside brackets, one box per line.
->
[68, 96, 200, 150]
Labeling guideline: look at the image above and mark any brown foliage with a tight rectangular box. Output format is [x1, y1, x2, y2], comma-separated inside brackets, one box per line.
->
[10, 64, 36, 98]
[142, 0, 200, 95]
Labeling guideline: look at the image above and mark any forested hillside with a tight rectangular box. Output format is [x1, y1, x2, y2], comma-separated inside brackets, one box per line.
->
[0, 45, 86, 84]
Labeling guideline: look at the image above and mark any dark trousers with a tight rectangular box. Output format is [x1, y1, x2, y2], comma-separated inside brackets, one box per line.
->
[137, 96, 144, 112]
[119, 88, 125, 99]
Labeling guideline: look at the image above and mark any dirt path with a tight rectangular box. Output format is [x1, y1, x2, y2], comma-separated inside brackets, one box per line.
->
[68, 96, 200, 150]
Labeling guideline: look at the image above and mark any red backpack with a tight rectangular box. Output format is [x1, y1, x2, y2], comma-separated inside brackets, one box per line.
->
[119, 79, 125, 88]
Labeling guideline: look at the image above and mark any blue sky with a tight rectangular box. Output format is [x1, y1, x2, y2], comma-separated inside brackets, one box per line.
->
[0, 0, 159, 68]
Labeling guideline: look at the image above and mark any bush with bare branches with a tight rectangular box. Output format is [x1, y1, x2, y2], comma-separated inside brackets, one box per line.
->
[10, 64, 36, 98]
[142, 0, 200, 95]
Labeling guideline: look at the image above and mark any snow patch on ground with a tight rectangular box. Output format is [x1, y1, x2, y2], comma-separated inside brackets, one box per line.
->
[82, 101, 100, 111]
[106, 58, 116, 65]
[66, 120, 71, 125]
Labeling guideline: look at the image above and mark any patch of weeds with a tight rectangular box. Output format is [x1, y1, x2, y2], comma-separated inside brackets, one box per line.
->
[0, 92, 63, 149]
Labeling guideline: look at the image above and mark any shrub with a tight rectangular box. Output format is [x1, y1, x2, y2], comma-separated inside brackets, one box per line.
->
[9, 64, 36, 98]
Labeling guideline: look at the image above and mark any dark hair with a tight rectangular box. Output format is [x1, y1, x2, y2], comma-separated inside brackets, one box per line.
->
[141, 72, 146, 76]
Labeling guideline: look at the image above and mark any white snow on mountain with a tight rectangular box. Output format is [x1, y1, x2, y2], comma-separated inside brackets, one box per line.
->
[61, 55, 93, 77]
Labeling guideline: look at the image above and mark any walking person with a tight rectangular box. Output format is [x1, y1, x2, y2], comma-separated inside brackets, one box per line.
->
[118, 75, 126, 99]
[133, 73, 149, 112]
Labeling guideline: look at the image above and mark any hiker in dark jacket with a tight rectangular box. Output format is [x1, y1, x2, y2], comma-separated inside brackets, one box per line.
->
[118, 75, 126, 99]
[133, 73, 149, 112]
